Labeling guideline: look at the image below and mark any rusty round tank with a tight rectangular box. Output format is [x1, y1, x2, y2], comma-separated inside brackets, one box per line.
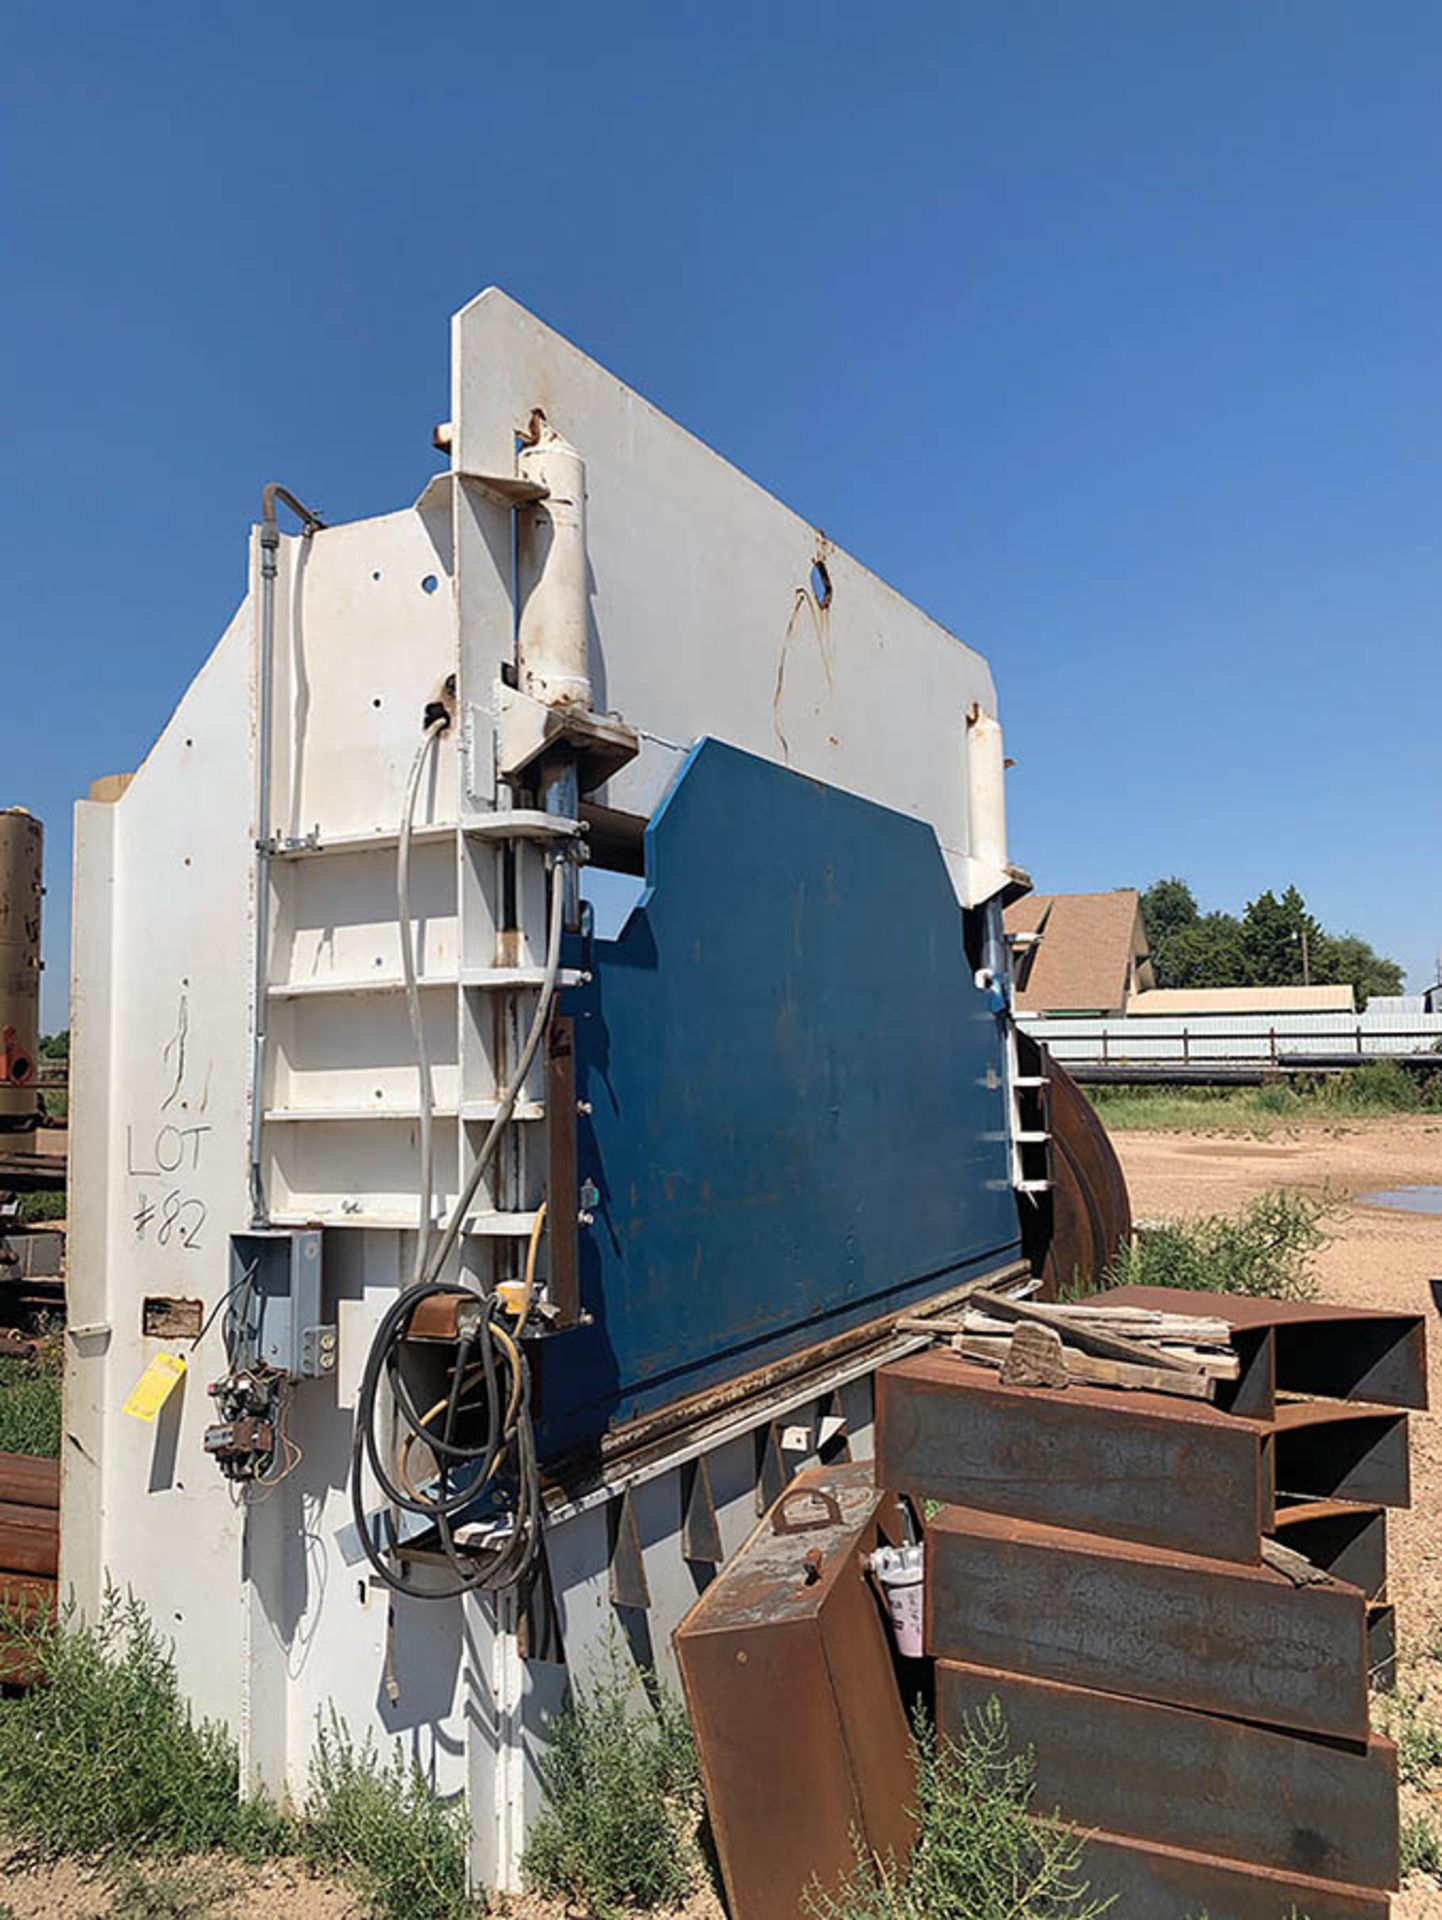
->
[0, 809, 43, 1153]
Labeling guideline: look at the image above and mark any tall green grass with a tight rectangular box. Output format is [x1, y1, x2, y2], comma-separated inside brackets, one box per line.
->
[1089, 1060, 1442, 1136]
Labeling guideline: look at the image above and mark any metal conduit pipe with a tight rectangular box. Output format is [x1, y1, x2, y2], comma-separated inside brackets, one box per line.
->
[248, 485, 326, 1224]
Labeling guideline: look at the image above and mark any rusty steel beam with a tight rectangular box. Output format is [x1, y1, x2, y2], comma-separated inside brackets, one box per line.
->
[0, 1502, 58, 1579]
[939, 1661, 1398, 1891]
[875, 1354, 1270, 1563]
[1271, 1403, 1410, 1508]
[1080, 1829, 1390, 1920]
[1098, 1284, 1427, 1410]
[926, 1505, 1370, 1741]
[1273, 1500, 1387, 1602]
[0, 1452, 59, 1509]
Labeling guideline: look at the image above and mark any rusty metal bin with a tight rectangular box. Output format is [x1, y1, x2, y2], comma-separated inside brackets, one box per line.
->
[674, 1461, 916, 1920]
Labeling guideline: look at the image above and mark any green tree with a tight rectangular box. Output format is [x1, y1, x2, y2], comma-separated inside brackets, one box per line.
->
[1159, 912, 1252, 989]
[1312, 933, 1404, 1010]
[1139, 878, 1200, 988]
[1241, 886, 1323, 988]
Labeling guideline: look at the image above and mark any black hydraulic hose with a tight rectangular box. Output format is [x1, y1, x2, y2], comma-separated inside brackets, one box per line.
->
[349, 1283, 541, 1601]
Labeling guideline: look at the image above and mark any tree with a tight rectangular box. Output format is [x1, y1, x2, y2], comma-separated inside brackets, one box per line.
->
[1139, 878, 1201, 988]
[1137, 878, 1405, 1006]
[1312, 933, 1404, 1010]
[1160, 912, 1253, 989]
[1241, 886, 1324, 988]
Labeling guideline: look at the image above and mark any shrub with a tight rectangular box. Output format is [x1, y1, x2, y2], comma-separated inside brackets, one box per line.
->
[1106, 1188, 1329, 1300]
[524, 1649, 703, 1917]
[0, 1588, 289, 1859]
[302, 1712, 475, 1920]
[807, 1698, 1113, 1920]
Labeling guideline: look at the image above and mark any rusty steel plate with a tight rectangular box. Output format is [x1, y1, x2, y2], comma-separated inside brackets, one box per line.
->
[1098, 1284, 1427, 1410]
[926, 1504, 1369, 1741]
[875, 1353, 1270, 1563]
[1080, 1828, 1390, 1920]
[939, 1660, 1398, 1890]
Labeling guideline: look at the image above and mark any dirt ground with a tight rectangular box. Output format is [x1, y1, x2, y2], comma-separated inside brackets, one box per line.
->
[1115, 1114, 1442, 1920]
[3, 1115, 1439, 1916]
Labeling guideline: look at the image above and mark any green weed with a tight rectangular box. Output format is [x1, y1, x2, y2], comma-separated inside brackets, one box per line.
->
[524, 1649, 703, 1918]
[806, 1699, 1113, 1920]
[1106, 1188, 1330, 1301]
[301, 1712, 475, 1920]
[0, 1588, 289, 1860]
[1403, 1810, 1442, 1879]
[1376, 1683, 1442, 1787]
[0, 1346, 62, 1456]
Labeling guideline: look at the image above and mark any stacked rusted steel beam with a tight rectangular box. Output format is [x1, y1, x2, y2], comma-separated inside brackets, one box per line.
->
[875, 1288, 1426, 1920]
[0, 1450, 57, 1685]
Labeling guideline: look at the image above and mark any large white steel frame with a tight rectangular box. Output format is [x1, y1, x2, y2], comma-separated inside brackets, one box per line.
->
[65, 291, 1012, 1889]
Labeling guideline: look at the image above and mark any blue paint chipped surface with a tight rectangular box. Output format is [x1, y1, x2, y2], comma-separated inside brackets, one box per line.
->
[535, 739, 1019, 1459]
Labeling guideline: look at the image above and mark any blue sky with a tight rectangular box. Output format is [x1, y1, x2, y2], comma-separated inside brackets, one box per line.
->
[5, 2, 1439, 1027]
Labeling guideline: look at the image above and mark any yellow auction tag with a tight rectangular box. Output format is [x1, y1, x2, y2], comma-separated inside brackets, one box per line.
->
[123, 1352, 187, 1422]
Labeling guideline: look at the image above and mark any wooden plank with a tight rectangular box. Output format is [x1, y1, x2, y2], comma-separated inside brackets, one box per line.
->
[956, 1334, 1218, 1400]
[1081, 1829, 1390, 1920]
[0, 1453, 60, 1509]
[876, 1354, 1269, 1563]
[926, 1504, 1368, 1741]
[970, 1288, 1204, 1379]
[939, 1661, 1398, 1890]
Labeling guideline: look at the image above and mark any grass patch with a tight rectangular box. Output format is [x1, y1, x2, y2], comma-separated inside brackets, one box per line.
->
[301, 1714, 475, 1920]
[1376, 1681, 1442, 1788]
[1089, 1061, 1442, 1137]
[0, 1590, 289, 1860]
[807, 1698, 1112, 1919]
[0, 1340, 62, 1456]
[17, 1188, 65, 1224]
[1106, 1188, 1330, 1301]
[1403, 1810, 1442, 1879]
[524, 1649, 704, 1918]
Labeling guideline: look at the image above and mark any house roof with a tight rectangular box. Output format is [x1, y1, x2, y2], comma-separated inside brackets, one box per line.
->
[1128, 986, 1355, 1017]
[1004, 891, 1143, 1013]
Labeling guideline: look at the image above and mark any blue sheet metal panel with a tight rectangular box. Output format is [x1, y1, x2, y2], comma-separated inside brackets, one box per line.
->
[535, 738, 1019, 1459]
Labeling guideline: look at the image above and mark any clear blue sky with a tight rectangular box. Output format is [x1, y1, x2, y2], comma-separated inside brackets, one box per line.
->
[6, 3, 1439, 1028]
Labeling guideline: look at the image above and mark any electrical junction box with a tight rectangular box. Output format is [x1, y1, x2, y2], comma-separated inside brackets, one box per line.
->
[227, 1229, 334, 1379]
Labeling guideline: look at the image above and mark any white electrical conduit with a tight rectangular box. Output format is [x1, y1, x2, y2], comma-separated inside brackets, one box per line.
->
[398, 718, 447, 1286]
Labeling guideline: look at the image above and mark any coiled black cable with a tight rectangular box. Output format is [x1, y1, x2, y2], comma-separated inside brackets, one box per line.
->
[349, 1281, 541, 1601]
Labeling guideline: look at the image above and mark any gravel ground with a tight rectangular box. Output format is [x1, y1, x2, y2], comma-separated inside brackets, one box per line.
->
[1115, 1114, 1442, 1919]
